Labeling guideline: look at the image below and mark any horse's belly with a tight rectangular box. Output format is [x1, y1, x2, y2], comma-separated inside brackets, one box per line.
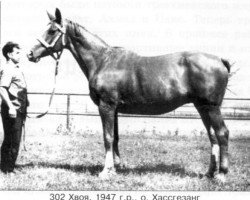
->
[117, 101, 188, 115]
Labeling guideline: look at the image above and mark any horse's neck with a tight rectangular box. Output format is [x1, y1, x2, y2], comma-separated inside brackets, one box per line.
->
[66, 25, 109, 80]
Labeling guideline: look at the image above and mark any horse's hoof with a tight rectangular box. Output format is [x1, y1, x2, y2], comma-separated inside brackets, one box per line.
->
[98, 169, 117, 180]
[205, 171, 214, 179]
[214, 173, 226, 183]
[114, 157, 121, 167]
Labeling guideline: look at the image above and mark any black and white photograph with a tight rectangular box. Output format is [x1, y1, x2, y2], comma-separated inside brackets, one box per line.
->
[0, 0, 249, 197]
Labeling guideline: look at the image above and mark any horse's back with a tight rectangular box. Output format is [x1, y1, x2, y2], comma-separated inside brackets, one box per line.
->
[107, 49, 226, 73]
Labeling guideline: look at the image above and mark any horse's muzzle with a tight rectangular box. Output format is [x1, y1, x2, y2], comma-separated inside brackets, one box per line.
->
[27, 51, 40, 63]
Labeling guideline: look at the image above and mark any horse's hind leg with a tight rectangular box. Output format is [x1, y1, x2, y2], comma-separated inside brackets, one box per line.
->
[208, 106, 229, 182]
[195, 104, 220, 178]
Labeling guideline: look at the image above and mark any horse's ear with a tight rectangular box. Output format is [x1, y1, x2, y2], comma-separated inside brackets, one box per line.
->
[47, 11, 55, 21]
[55, 8, 62, 25]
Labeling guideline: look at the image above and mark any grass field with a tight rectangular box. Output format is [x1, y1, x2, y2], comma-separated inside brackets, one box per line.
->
[0, 129, 249, 191]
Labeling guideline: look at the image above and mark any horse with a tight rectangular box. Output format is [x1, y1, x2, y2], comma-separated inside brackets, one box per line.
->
[27, 8, 231, 182]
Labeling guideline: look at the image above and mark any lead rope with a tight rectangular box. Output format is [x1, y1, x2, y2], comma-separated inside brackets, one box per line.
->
[27, 50, 63, 119]
[20, 69, 28, 152]
[22, 120, 27, 151]
[22, 50, 63, 151]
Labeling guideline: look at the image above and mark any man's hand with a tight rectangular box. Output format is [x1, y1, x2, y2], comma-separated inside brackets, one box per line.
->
[9, 106, 17, 118]
[0, 87, 17, 118]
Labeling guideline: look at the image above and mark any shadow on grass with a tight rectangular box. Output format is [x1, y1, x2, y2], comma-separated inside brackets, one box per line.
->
[16, 162, 103, 175]
[16, 162, 203, 178]
[117, 163, 203, 178]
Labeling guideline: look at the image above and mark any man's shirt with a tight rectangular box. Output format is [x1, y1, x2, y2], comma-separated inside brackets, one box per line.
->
[0, 61, 28, 112]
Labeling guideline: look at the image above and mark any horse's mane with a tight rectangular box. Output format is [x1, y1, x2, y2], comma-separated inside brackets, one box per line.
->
[65, 19, 109, 47]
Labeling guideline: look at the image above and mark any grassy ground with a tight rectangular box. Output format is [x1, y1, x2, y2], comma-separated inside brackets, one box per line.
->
[0, 129, 249, 191]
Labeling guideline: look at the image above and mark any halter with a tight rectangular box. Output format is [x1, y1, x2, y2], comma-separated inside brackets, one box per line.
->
[37, 22, 66, 62]
[30, 23, 66, 119]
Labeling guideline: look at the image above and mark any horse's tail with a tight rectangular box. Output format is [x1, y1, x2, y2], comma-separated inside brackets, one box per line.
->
[221, 58, 231, 73]
[222, 58, 238, 95]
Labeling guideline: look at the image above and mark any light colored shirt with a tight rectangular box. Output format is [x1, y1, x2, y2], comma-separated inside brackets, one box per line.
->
[0, 61, 28, 112]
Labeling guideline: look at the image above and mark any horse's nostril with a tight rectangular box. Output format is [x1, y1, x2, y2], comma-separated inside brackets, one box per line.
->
[27, 51, 33, 59]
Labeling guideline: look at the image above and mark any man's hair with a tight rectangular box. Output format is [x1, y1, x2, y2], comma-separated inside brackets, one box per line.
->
[2, 41, 20, 61]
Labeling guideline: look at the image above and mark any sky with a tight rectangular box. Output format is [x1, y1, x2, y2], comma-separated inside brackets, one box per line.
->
[1, 0, 250, 97]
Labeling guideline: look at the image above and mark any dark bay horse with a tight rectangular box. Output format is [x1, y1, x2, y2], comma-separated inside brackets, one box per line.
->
[28, 8, 231, 182]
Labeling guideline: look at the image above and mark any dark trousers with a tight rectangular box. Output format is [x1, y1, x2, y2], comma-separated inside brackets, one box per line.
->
[0, 103, 26, 173]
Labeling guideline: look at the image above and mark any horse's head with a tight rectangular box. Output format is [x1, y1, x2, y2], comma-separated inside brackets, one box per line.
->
[27, 8, 66, 62]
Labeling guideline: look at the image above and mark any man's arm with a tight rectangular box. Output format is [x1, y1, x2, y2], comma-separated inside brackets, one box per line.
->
[0, 86, 17, 118]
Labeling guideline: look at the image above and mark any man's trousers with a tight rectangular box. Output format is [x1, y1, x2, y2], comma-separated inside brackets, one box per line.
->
[0, 103, 26, 173]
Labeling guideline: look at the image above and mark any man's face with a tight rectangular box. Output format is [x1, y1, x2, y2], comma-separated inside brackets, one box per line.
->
[8, 47, 21, 64]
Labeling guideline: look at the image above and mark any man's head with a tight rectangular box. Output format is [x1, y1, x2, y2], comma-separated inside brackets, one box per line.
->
[2, 41, 21, 64]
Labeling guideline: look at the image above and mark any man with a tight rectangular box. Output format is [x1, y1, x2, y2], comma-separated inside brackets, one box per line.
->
[0, 41, 28, 173]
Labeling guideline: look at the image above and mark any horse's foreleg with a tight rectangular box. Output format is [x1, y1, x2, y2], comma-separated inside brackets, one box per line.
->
[98, 101, 117, 179]
[113, 111, 121, 166]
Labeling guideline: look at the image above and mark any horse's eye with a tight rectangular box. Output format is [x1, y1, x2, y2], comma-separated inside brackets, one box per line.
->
[48, 29, 56, 35]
